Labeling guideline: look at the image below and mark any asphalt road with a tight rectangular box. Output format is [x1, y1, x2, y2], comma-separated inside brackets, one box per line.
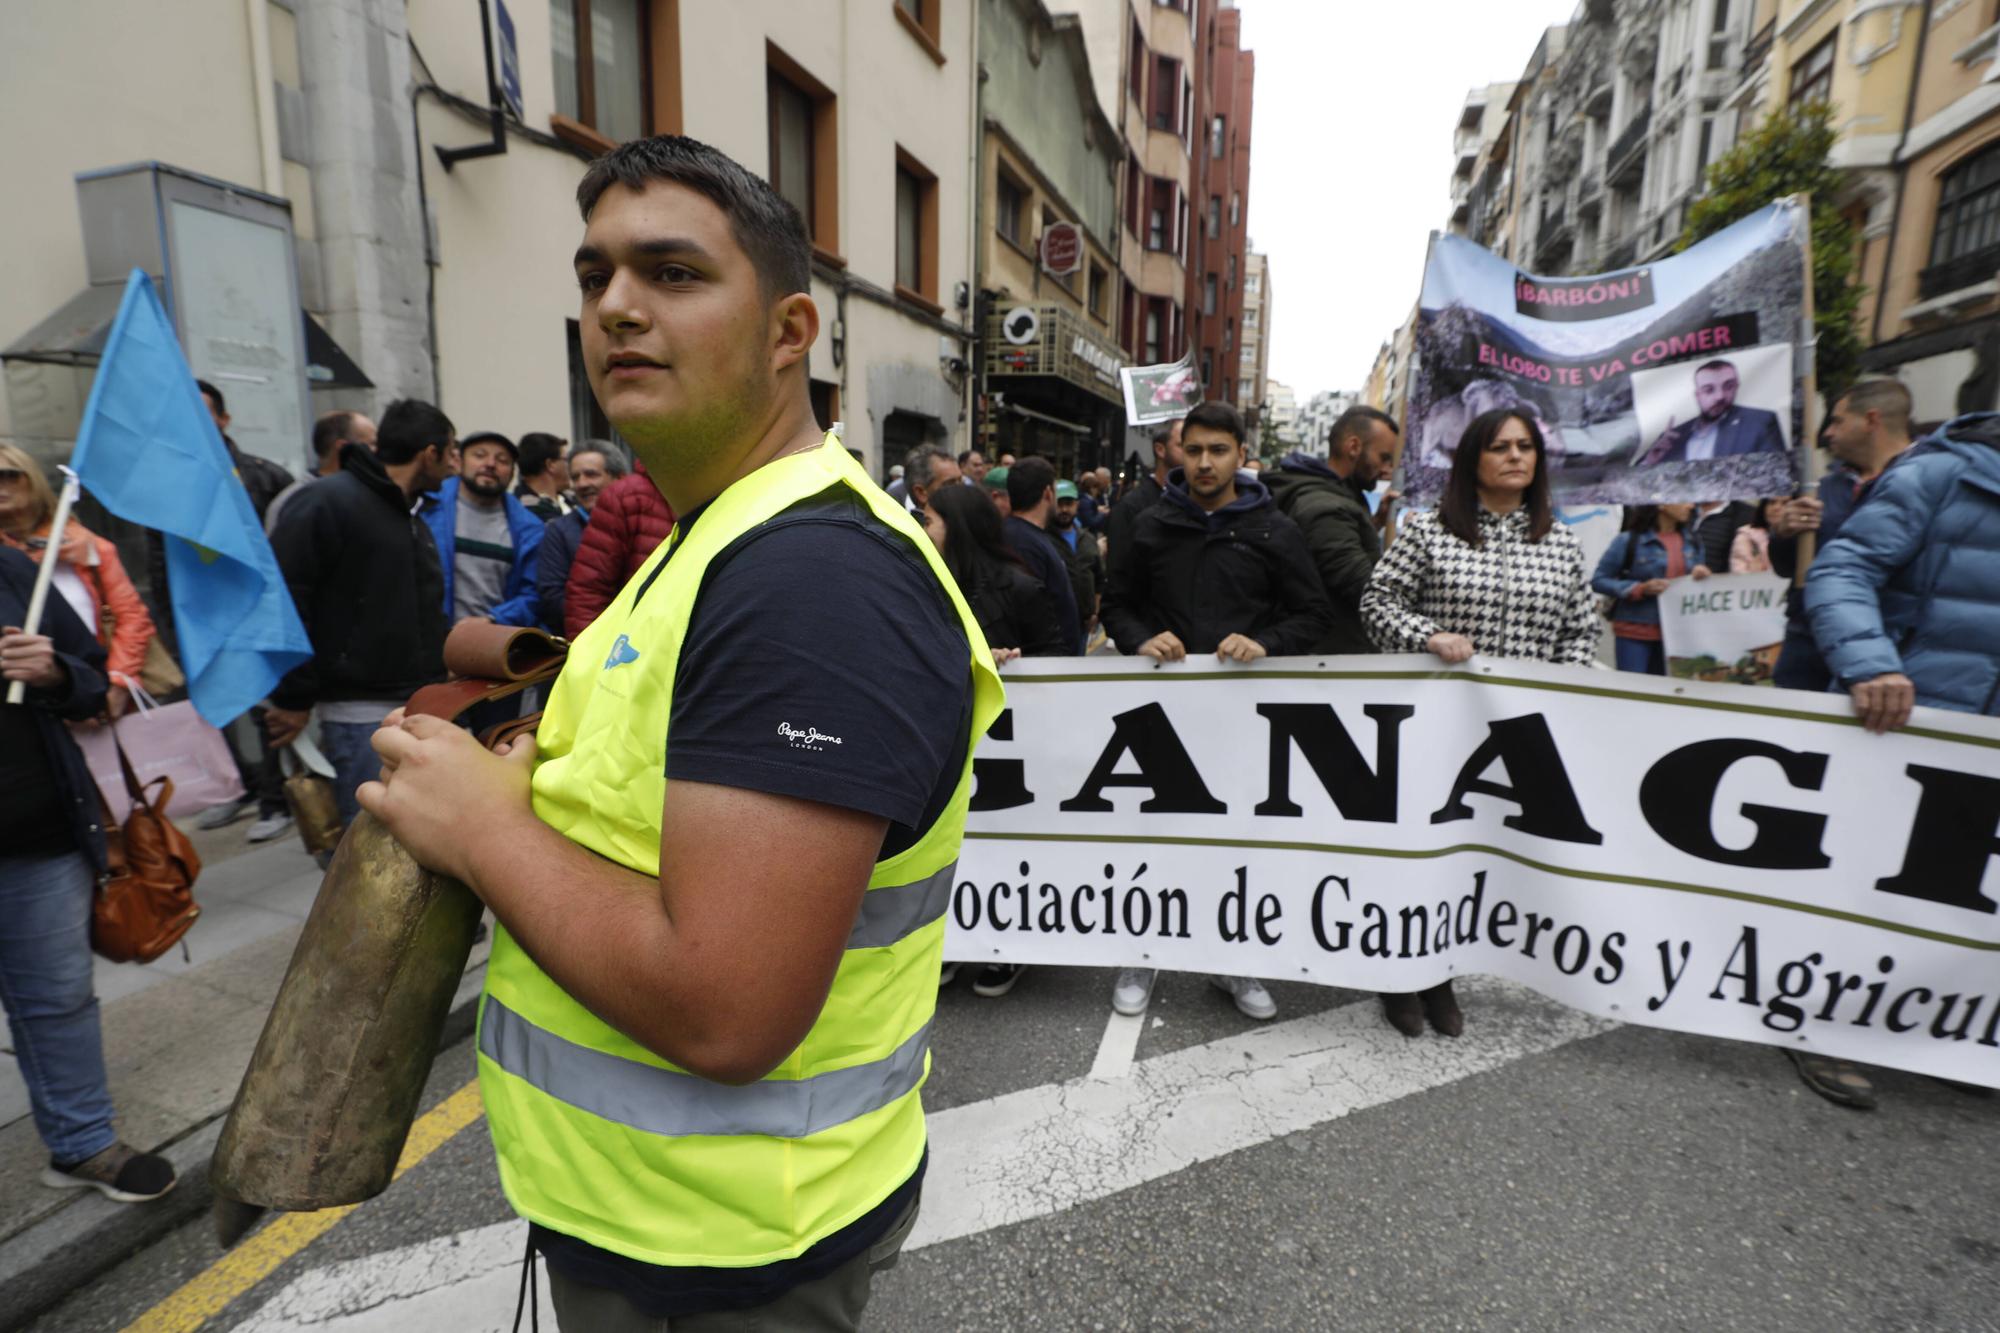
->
[28, 966, 2000, 1333]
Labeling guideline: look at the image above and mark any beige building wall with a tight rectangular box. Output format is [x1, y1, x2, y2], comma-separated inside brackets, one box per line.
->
[0, 0, 270, 455]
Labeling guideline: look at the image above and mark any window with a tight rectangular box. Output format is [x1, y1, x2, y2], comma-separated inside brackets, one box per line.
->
[996, 170, 1027, 247]
[1088, 263, 1108, 320]
[1245, 273, 1259, 293]
[1144, 299, 1165, 363]
[1707, 0, 1731, 69]
[1147, 177, 1173, 250]
[1152, 56, 1180, 132]
[1224, 317, 1233, 352]
[1244, 308, 1257, 329]
[1927, 143, 2000, 289]
[768, 46, 838, 254]
[1226, 253, 1235, 288]
[1240, 345, 1255, 366]
[1181, 72, 1194, 153]
[1203, 273, 1217, 315]
[1211, 115, 1225, 159]
[1229, 192, 1240, 226]
[1240, 378, 1254, 400]
[1207, 195, 1220, 239]
[1201, 350, 1213, 389]
[1788, 34, 1834, 110]
[1128, 17, 1145, 108]
[1125, 150, 1144, 236]
[1176, 193, 1189, 261]
[1698, 116, 1715, 174]
[810, 379, 839, 432]
[551, 0, 648, 144]
[895, 148, 939, 306]
[894, 0, 944, 63]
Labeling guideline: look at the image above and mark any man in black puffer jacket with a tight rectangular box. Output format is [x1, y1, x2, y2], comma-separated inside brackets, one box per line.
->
[1102, 401, 1330, 662]
[1264, 406, 1401, 654]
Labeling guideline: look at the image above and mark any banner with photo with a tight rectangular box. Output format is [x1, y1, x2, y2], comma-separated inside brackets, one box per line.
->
[953, 656, 2000, 1088]
[1658, 571, 1790, 685]
[1405, 199, 1810, 505]
[1119, 351, 1203, 427]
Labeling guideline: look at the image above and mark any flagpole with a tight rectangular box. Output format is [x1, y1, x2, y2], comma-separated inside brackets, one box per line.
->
[7, 466, 82, 705]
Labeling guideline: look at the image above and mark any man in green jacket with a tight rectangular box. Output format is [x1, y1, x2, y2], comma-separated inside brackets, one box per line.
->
[1264, 406, 1401, 653]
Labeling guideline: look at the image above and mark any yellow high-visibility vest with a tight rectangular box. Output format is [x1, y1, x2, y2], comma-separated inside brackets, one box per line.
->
[477, 435, 1002, 1267]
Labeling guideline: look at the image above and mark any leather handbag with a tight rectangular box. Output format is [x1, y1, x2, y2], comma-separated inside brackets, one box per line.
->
[91, 726, 203, 964]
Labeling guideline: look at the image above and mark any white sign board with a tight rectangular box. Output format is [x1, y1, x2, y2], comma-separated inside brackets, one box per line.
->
[1658, 571, 1790, 685]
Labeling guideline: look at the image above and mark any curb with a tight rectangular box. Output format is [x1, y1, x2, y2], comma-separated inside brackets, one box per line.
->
[0, 985, 486, 1330]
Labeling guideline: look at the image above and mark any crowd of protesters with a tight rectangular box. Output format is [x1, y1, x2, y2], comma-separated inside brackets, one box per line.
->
[0, 364, 1986, 1210]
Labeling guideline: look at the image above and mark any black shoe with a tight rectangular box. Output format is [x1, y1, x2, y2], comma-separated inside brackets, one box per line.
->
[1787, 1050, 1876, 1109]
[1380, 992, 1425, 1038]
[1420, 981, 1464, 1038]
[972, 963, 1025, 997]
[43, 1143, 177, 1203]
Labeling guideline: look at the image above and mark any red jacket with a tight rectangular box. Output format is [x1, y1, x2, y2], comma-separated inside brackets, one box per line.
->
[563, 469, 676, 638]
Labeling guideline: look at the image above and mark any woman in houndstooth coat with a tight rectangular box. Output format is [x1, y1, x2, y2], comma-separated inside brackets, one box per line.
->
[1359, 407, 1602, 1038]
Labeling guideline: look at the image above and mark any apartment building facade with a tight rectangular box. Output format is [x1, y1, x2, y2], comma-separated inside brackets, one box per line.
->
[1238, 249, 1271, 447]
[1195, 3, 1255, 415]
[2, 0, 979, 484]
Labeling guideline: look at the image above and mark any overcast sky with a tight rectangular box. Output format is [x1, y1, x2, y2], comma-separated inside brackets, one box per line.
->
[1240, 0, 1582, 403]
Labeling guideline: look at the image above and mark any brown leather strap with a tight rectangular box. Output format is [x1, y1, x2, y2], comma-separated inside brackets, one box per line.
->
[441, 621, 567, 682]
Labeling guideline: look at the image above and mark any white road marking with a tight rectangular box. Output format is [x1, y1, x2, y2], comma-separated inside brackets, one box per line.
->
[1086, 1009, 1145, 1081]
[234, 979, 1612, 1330]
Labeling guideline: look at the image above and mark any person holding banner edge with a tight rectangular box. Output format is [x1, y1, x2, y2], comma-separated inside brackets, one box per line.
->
[1099, 400, 1331, 1021]
[1360, 407, 1601, 1036]
[1591, 504, 1714, 675]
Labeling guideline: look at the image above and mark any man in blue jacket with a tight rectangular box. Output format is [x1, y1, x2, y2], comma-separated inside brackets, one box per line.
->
[422, 431, 547, 628]
[1809, 408, 2000, 730]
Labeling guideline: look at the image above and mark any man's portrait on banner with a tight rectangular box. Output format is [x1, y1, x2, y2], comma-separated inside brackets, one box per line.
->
[1630, 343, 1792, 466]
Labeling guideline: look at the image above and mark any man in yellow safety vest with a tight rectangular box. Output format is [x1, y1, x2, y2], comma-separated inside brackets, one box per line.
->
[361, 134, 1002, 1330]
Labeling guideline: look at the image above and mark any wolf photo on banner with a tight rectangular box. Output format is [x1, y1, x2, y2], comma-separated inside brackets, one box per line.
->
[1406, 200, 1809, 506]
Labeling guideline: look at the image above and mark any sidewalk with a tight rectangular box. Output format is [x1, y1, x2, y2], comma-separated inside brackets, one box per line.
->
[0, 819, 492, 1329]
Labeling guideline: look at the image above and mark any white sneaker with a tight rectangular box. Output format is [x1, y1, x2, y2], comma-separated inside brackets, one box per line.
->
[196, 797, 254, 830]
[1212, 974, 1277, 1021]
[1111, 968, 1156, 1016]
[245, 812, 293, 843]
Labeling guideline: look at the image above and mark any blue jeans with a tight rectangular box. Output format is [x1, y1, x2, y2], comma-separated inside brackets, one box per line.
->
[320, 720, 385, 828]
[1614, 637, 1665, 675]
[0, 851, 116, 1163]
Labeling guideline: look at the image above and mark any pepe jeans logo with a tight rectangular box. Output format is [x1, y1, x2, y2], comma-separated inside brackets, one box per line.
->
[778, 722, 844, 751]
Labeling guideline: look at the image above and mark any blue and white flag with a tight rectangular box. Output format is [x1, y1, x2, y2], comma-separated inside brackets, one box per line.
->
[70, 270, 311, 726]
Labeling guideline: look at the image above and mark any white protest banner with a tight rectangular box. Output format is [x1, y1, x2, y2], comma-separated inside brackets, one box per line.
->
[1658, 571, 1789, 685]
[1407, 200, 1808, 505]
[953, 656, 2000, 1088]
[1118, 351, 1202, 427]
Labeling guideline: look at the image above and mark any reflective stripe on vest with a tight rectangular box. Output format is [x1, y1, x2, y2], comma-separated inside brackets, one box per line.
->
[481, 996, 932, 1140]
[846, 862, 954, 949]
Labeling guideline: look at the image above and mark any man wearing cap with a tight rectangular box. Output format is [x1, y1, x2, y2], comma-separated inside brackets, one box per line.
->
[1051, 479, 1104, 640]
[982, 463, 1013, 520]
[421, 430, 549, 627]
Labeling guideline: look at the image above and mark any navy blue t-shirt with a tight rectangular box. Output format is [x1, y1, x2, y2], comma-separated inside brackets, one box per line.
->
[531, 484, 971, 1315]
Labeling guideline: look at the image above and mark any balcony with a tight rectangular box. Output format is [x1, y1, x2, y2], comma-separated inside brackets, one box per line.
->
[1535, 203, 1574, 269]
[1576, 172, 1604, 217]
[1607, 106, 1650, 187]
[1602, 236, 1638, 272]
[1919, 246, 2000, 302]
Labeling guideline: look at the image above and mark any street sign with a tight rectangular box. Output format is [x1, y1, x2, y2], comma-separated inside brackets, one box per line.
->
[495, 0, 524, 121]
[1002, 306, 1040, 346]
[1040, 222, 1083, 276]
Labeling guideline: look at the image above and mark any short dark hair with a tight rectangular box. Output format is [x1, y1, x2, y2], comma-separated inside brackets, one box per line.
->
[1440, 408, 1553, 547]
[576, 135, 812, 301]
[196, 379, 226, 415]
[311, 410, 360, 462]
[374, 399, 456, 466]
[904, 445, 954, 492]
[517, 432, 566, 477]
[1007, 456, 1058, 510]
[1837, 377, 1912, 431]
[957, 448, 985, 467]
[1695, 359, 1737, 377]
[1150, 423, 1177, 446]
[1182, 400, 1244, 445]
[1328, 405, 1399, 452]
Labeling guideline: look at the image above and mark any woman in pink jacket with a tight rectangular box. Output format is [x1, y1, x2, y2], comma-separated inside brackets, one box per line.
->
[1728, 498, 1780, 574]
[0, 446, 157, 718]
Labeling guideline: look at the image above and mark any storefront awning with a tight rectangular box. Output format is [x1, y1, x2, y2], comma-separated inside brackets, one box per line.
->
[3, 286, 373, 389]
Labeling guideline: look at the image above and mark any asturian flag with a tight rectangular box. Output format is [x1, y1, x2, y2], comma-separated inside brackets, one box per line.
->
[69, 270, 310, 726]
